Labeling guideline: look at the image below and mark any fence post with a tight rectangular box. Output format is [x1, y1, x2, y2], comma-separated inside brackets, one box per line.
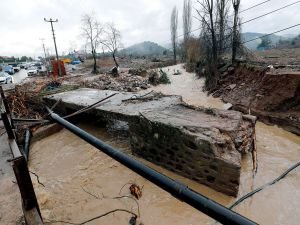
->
[1, 112, 15, 139]
[0, 86, 11, 115]
[12, 156, 40, 211]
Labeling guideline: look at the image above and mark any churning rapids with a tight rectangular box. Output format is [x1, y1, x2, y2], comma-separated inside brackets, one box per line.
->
[29, 65, 300, 225]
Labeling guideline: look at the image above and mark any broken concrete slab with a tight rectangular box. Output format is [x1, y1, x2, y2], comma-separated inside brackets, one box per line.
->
[44, 88, 256, 196]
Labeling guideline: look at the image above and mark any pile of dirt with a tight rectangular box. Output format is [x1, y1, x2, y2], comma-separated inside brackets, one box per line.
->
[80, 71, 150, 92]
[5, 77, 79, 120]
[213, 64, 300, 135]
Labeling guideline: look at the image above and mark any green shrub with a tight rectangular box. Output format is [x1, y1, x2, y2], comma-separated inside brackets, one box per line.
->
[158, 69, 171, 84]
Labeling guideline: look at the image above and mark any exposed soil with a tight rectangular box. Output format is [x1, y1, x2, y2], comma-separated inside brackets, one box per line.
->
[213, 64, 300, 135]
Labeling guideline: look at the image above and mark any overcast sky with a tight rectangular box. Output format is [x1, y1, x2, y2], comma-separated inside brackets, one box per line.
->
[1, 0, 299, 57]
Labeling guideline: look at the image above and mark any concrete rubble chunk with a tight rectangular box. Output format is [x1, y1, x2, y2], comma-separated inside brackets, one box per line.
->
[223, 103, 233, 110]
[44, 88, 256, 196]
[228, 84, 237, 90]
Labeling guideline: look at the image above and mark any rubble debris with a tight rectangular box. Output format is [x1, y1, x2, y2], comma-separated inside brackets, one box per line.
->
[129, 184, 142, 200]
[128, 68, 148, 77]
[223, 103, 233, 110]
[148, 69, 171, 85]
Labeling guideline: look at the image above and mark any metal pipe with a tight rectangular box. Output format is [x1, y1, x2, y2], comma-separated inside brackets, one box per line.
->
[13, 118, 50, 123]
[48, 110, 257, 225]
[23, 129, 32, 161]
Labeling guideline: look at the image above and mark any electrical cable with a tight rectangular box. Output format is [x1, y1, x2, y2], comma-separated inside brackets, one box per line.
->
[229, 161, 300, 209]
[241, 1, 300, 25]
[242, 23, 300, 44]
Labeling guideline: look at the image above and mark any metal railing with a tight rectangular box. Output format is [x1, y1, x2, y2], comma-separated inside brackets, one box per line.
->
[0, 86, 43, 225]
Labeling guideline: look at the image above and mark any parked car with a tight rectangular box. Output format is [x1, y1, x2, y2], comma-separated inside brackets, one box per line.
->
[8, 63, 20, 72]
[0, 72, 13, 84]
[3, 65, 14, 75]
[19, 63, 25, 69]
[34, 62, 43, 70]
[71, 60, 81, 65]
[24, 63, 31, 70]
[27, 66, 39, 76]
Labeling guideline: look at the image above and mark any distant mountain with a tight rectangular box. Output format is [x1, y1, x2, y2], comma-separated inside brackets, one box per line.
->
[119, 41, 168, 56]
[242, 32, 282, 50]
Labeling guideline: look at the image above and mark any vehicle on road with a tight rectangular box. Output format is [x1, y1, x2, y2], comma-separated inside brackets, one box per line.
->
[19, 63, 25, 69]
[8, 63, 20, 72]
[3, 65, 14, 75]
[34, 62, 43, 70]
[27, 66, 39, 76]
[71, 60, 81, 65]
[0, 72, 13, 84]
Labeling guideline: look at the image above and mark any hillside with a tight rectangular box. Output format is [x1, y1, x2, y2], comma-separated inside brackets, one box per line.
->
[242, 32, 282, 50]
[119, 41, 167, 56]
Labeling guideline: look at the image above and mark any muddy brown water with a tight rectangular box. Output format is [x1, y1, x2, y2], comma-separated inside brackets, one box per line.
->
[29, 65, 300, 225]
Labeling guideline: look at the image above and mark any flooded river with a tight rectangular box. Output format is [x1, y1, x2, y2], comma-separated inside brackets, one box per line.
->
[29, 64, 300, 225]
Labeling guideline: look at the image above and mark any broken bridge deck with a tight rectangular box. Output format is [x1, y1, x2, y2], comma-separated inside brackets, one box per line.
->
[44, 88, 256, 196]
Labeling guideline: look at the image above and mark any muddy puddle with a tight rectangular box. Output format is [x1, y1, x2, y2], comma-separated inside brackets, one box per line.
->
[29, 65, 300, 225]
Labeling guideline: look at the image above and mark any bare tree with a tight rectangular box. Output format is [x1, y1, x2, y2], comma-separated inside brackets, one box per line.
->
[217, 0, 230, 55]
[183, 0, 192, 61]
[101, 23, 122, 68]
[170, 6, 178, 64]
[81, 14, 103, 74]
[196, 0, 218, 63]
[231, 0, 240, 63]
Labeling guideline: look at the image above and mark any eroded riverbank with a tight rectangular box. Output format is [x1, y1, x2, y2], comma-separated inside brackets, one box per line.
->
[28, 64, 300, 225]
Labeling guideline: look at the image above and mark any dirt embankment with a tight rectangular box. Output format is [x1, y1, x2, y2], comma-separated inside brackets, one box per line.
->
[213, 64, 300, 135]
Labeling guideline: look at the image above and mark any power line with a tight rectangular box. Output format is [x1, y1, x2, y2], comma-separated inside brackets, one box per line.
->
[123, 0, 272, 48]
[178, 1, 299, 44]
[241, 1, 300, 25]
[240, 0, 271, 13]
[242, 23, 300, 44]
[229, 0, 271, 17]
[178, 1, 278, 39]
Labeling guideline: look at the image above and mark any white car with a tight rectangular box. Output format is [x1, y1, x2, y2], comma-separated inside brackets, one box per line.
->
[0, 72, 13, 84]
[27, 66, 39, 76]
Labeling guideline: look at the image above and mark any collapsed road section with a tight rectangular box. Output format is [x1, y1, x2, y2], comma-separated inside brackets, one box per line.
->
[44, 88, 256, 196]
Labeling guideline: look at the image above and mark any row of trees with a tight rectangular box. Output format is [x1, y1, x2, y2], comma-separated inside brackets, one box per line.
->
[81, 14, 122, 74]
[170, 0, 242, 90]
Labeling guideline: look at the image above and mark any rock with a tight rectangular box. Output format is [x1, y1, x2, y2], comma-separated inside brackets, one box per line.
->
[92, 82, 100, 88]
[256, 94, 264, 98]
[148, 70, 160, 85]
[227, 67, 235, 73]
[221, 71, 228, 77]
[228, 84, 236, 90]
[242, 115, 257, 124]
[223, 103, 233, 110]
[173, 70, 181, 75]
[128, 68, 147, 77]
[111, 67, 119, 77]
[141, 84, 148, 90]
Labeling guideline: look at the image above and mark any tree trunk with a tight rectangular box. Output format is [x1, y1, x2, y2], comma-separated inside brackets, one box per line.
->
[112, 52, 119, 68]
[232, 0, 240, 64]
[92, 49, 97, 74]
[173, 44, 177, 64]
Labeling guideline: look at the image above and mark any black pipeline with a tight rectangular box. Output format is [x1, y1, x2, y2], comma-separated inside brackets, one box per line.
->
[23, 129, 32, 161]
[48, 110, 258, 225]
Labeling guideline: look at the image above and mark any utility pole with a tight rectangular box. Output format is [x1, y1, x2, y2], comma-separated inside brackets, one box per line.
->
[39, 38, 49, 76]
[44, 18, 61, 76]
[39, 38, 47, 61]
